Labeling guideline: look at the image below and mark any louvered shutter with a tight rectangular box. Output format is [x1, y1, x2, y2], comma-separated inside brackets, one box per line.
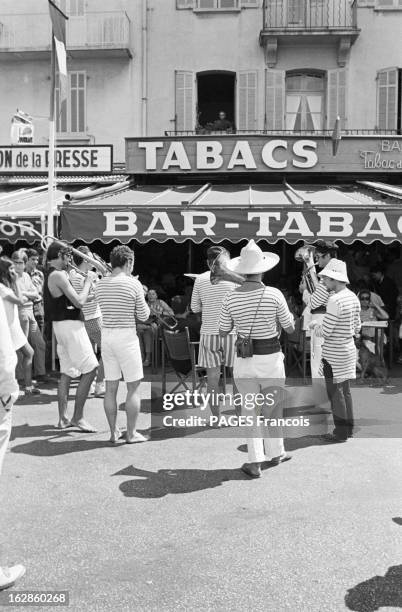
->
[237, 71, 258, 131]
[175, 71, 194, 131]
[376, 67, 398, 131]
[241, 0, 259, 6]
[326, 68, 347, 129]
[176, 0, 194, 8]
[265, 69, 285, 130]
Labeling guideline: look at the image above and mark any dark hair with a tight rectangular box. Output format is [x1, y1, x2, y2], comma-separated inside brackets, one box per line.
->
[171, 295, 187, 315]
[315, 240, 338, 258]
[46, 241, 71, 261]
[109, 245, 134, 269]
[73, 245, 91, 267]
[370, 264, 385, 274]
[206, 246, 229, 266]
[11, 248, 27, 263]
[0, 257, 14, 288]
[358, 290, 370, 300]
[26, 248, 39, 259]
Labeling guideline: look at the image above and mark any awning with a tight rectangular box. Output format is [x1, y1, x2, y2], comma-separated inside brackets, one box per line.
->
[60, 182, 402, 245]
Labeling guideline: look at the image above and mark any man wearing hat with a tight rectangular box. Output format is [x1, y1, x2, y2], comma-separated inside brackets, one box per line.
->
[219, 240, 295, 479]
[44, 242, 98, 432]
[305, 240, 339, 407]
[312, 259, 361, 442]
[191, 246, 237, 418]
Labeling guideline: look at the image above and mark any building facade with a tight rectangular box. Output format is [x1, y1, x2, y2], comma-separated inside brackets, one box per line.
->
[0, 0, 401, 166]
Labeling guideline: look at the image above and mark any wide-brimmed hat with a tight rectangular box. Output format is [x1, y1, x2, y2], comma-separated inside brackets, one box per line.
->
[318, 258, 349, 283]
[226, 240, 279, 274]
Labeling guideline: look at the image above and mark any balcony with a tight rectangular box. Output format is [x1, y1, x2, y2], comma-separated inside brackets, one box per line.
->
[0, 11, 133, 60]
[260, 0, 360, 67]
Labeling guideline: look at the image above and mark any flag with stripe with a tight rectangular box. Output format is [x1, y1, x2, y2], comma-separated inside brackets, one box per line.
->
[48, 0, 68, 106]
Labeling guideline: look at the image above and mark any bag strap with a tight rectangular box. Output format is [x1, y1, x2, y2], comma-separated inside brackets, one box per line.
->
[247, 286, 265, 340]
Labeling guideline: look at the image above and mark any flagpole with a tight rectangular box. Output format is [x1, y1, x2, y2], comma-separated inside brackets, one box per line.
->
[47, 34, 56, 239]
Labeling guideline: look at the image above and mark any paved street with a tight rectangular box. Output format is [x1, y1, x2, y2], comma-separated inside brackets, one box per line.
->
[1, 378, 402, 612]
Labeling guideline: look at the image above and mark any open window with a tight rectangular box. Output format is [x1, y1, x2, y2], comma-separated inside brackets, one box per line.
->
[197, 71, 236, 131]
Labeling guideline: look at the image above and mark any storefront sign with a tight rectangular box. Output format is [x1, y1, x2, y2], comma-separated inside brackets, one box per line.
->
[61, 207, 402, 244]
[0, 219, 42, 243]
[0, 145, 113, 174]
[126, 136, 402, 174]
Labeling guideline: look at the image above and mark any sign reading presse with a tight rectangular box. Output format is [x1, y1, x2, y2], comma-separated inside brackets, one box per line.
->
[0, 145, 113, 174]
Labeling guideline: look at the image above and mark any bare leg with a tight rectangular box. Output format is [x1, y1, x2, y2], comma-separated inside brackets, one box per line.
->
[18, 343, 34, 389]
[104, 379, 120, 441]
[206, 366, 221, 419]
[125, 380, 143, 442]
[71, 368, 97, 432]
[57, 373, 72, 427]
[95, 357, 105, 384]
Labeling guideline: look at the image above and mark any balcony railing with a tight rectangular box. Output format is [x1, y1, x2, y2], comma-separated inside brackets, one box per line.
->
[0, 11, 131, 54]
[263, 0, 357, 30]
[164, 129, 397, 136]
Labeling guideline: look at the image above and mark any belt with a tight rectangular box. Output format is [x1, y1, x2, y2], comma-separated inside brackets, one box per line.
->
[311, 306, 326, 314]
[252, 337, 281, 355]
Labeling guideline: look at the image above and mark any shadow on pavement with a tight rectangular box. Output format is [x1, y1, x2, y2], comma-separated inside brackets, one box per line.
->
[345, 565, 402, 611]
[113, 465, 249, 498]
[10, 423, 73, 441]
[15, 390, 56, 406]
[10, 435, 112, 456]
[392, 517, 402, 526]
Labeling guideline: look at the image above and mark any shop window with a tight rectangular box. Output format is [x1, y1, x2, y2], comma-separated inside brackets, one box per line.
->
[265, 68, 346, 131]
[56, 71, 86, 134]
[376, 67, 401, 131]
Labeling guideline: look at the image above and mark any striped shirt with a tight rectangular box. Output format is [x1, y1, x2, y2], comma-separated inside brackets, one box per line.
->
[95, 274, 150, 329]
[310, 281, 331, 311]
[191, 271, 236, 334]
[219, 286, 294, 339]
[321, 288, 361, 382]
[69, 269, 101, 321]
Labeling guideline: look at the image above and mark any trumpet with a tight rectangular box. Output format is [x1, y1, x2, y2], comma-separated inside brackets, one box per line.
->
[41, 236, 111, 277]
[295, 243, 318, 294]
[149, 308, 178, 331]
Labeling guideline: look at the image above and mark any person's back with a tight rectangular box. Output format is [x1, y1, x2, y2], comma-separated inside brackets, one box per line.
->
[191, 271, 236, 334]
[96, 273, 149, 329]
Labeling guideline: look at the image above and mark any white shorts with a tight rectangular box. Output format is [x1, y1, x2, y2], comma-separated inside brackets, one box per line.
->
[102, 328, 143, 383]
[53, 320, 98, 378]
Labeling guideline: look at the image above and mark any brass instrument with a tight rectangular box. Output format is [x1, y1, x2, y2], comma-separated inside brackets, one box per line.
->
[209, 251, 245, 285]
[149, 307, 178, 331]
[295, 243, 318, 294]
[40, 236, 110, 277]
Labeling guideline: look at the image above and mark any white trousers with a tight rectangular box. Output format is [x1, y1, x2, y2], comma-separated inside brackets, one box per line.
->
[234, 352, 285, 463]
[310, 314, 329, 409]
[0, 410, 12, 476]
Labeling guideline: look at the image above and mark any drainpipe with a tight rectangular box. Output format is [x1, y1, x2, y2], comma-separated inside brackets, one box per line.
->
[141, 0, 148, 137]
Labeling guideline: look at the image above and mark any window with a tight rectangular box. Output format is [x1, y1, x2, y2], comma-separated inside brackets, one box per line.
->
[375, 0, 402, 8]
[58, 0, 85, 16]
[376, 68, 401, 131]
[285, 73, 325, 130]
[56, 71, 86, 134]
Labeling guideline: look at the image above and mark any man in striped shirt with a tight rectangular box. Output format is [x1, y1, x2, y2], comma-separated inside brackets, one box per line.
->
[314, 259, 361, 443]
[95, 246, 150, 444]
[191, 246, 237, 418]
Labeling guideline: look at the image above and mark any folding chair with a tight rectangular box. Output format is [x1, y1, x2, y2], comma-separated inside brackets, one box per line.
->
[161, 327, 206, 395]
[284, 317, 310, 380]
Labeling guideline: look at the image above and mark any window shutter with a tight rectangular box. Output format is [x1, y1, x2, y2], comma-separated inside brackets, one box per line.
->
[326, 68, 347, 129]
[237, 71, 258, 131]
[175, 71, 194, 131]
[241, 0, 259, 6]
[176, 0, 194, 8]
[265, 69, 285, 130]
[376, 67, 398, 131]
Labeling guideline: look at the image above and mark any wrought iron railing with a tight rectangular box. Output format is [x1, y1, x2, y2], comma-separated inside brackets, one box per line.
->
[164, 129, 397, 136]
[263, 0, 357, 30]
[0, 11, 131, 51]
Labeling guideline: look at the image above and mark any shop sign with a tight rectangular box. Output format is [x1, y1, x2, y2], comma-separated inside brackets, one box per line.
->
[126, 136, 402, 174]
[61, 207, 402, 244]
[0, 145, 113, 174]
[0, 219, 42, 243]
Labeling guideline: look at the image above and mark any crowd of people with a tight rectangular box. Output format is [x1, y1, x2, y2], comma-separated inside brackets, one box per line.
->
[1, 236, 402, 589]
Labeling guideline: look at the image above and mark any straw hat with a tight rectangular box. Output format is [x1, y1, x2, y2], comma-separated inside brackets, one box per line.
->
[226, 240, 279, 274]
[318, 259, 349, 283]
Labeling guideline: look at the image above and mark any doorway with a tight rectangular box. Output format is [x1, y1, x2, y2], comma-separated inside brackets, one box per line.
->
[197, 72, 235, 130]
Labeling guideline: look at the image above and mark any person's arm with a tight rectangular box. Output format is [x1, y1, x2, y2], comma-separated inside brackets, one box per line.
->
[53, 271, 93, 308]
[371, 302, 389, 320]
[0, 284, 28, 306]
[190, 278, 202, 314]
[218, 296, 233, 337]
[19, 274, 39, 302]
[277, 293, 295, 335]
[354, 303, 362, 337]
[321, 297, 339, 339]
[134, 284, 151, 322]
[310, 281, 329, 310]
[159, 300, 174, 316]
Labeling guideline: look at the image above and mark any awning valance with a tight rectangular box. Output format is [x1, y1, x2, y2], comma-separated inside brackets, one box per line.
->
[60, 183, 402, 245]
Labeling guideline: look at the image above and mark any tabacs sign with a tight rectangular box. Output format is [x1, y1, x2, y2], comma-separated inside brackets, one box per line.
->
[0, 145, 113, 174]
[125, 136, 402, 174]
